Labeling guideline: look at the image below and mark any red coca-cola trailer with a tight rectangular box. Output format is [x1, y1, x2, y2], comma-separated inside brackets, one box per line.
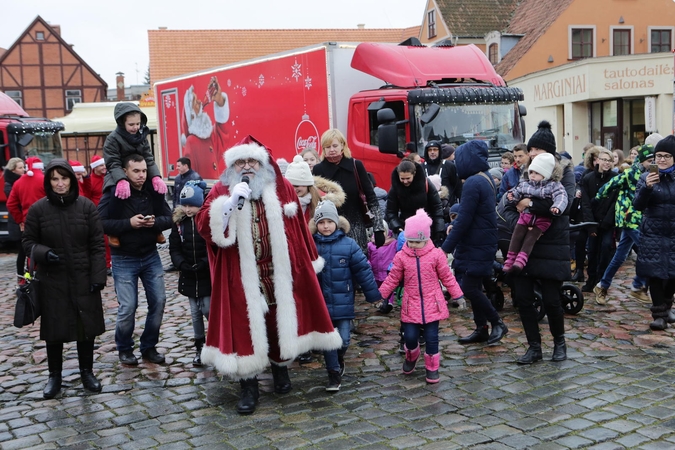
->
[154, 40, 526, 189]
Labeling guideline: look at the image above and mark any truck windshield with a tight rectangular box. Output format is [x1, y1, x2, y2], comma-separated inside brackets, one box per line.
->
[13, 131, 63, 165]
[413, 103, 522, 153]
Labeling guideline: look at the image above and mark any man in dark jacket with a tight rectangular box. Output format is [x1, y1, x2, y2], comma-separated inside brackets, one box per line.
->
[423, 140, 462, 205]
[98, 153, 173, 366]
[580, 147, 617, 294]
[499, 144, 529, 198]
[442, 140, 508, 345]
[172, 157, 202, 207]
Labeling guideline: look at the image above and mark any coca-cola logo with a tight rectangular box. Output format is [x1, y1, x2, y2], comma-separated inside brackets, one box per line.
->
[296, 135, 317, 152]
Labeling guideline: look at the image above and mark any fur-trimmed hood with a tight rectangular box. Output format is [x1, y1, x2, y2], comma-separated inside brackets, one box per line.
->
[313, 175, 346, 208]
[583, 147, 601, 169]
[308, 215, 350, 234]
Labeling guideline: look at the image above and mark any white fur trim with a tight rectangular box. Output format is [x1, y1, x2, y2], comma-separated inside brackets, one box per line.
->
[209, 195, 237, 248]
[213, 98, 229, 125]
[90, 158, 105, 168]
[283, 202, 298, 217]
[180, 134, 187, 147]
[312, 256, 325, 274]
[71, 165, 85, 173]
[27, 170, 34, 176]
[32, 162, 44, 170]
[224, 143, 269, 168]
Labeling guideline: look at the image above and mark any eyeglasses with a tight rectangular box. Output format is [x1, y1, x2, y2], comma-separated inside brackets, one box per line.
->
[597, 158, 613, 163]
[233, 158, 260, 168]
[655, 154, 673, 160]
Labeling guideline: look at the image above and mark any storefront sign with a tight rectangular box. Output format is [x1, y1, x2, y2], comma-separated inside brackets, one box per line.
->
[603, 63, 672, 91]
[533, 74, 587, 101]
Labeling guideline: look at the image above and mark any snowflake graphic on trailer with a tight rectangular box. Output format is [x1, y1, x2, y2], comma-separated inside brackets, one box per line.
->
[227, 79, 232, 87]
[305, 76, 312, 90]
[258, 74, 265, 88]
[242, 87, 247, 97]
[163, 95, 173, 109]
[292, 59, 302, 81]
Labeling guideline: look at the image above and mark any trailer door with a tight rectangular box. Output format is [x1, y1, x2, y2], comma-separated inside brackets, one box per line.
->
[159, 88, 181, 178]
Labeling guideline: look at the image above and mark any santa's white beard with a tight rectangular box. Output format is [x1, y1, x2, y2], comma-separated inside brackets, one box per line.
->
[223, 164, 276, 200]
[188, 108, 214, 139]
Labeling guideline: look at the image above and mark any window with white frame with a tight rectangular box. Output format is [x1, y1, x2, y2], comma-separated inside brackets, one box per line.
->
[36, 31, 44, 41]
[569, 26, 595, 59]
[6, 91, 22, 107]
[65, 90, 82, 110]
[610, 26, 633, 56]
[428, 10, 436, 39]
[649, 27, 673, 53]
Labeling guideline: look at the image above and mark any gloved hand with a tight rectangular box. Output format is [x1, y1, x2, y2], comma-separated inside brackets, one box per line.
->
[115, 180, 131, 199]
[433, 231, 446, 246]
[455, 297, 467, 310]
[179, 261, 195, 272]
[46, 250, 60, 263]
[90, 283, 105, 292]
[230, 181, 252, 205]
[193, 260, 208, 272]
[374, 230, 385, 248]
[152, 176, 167, 194]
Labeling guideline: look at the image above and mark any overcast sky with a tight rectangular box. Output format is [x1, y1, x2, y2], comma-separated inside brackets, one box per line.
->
[3, 0, 426, 89]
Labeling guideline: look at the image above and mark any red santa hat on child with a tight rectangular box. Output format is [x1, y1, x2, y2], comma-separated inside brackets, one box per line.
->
[69, 160, 86, 174]
[90, 155, 105, 169]
[25, 156, 43, 176]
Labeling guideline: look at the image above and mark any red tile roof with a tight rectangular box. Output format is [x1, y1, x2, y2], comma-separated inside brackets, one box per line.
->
[148, 28, 420, 84]
[436, 0, 521, 37]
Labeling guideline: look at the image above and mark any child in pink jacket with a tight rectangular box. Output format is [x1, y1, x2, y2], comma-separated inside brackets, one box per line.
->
[379, 209, 464, 384]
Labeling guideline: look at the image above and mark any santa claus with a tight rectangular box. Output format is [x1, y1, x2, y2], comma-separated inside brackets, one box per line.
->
[195, 136, 341, 415]
[181, 77, 230, 180]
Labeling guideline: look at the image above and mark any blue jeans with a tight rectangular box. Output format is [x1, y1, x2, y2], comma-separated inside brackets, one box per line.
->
[323, 319, 351, 372]
[600, 228, 646, 290]
[402, 321, 440, 354]
[188, 296, 210, 340]
[112, 251, 166, 353]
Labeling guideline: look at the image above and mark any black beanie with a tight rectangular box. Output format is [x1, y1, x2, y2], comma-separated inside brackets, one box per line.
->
[527, 120, 556, 154]
[654, 135, 675, 159]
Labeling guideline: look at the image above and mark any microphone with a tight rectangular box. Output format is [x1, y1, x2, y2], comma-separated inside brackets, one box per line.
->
[237, 176, 250, 210]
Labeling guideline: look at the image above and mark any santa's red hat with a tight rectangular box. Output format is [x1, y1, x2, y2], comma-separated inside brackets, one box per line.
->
[70, 160, 86, 174]
[25, 156, 43, 177]
[90, 155, 105, 169]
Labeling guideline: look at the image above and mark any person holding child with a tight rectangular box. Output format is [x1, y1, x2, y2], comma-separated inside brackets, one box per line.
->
[169, 180, 211, 366]
[503, 152, 569, 274]
[379, 209, 464, 384]
[311, 200, 381, 391]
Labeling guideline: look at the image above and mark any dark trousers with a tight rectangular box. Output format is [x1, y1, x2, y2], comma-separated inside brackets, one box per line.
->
[586, 229, 615, 286]
[459, 273, 500, 327]
[648, 278, 675, 307]
[512, 276, 565, 343]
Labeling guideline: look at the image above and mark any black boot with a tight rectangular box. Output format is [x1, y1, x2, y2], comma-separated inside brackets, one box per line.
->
[517, 343, 543, 365]
[571, 269, 585, 283]
[458, 325, 489, 344]
[551, 336, 567, 362]
[193, 338, 205, 367]
[487, 320, 508, 345]
[77, 340, 101, 393]
[650, 304, 669, 331]
[44, 342, 63, 399]
[236, 377, 259, 414]
[271, 364, 292, 394]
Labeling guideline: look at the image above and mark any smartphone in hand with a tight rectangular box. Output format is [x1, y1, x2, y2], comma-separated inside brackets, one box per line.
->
[649, 163, 658, 174]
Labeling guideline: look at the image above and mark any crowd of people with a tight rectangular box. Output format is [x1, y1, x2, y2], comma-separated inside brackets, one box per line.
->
[6, 102, 674, 414]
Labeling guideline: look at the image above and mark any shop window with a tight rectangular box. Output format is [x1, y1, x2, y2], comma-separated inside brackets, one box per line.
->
[428, 10, 436, 39]
[570, 27, 594, 59]
[488, 43, 499, 65]
[612, 28, 631, 56]
[650, 29, 673, 53]
[65, 90, 82, 110]
[6, 91, 22, 107]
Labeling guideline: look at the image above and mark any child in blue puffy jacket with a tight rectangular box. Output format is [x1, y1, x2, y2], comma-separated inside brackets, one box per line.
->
[312, 200, 381, 393]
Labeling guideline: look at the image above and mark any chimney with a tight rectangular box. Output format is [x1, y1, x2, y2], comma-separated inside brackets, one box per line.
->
[357, 24, 365, 30]
[116, 72, 125, 101]
[51, 25, 61, 36]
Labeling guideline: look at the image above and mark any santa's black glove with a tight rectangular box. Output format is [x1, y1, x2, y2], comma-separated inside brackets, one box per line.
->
[374, 230, 386, 248]
[90, 283, 105, 292]
[46, 250, 60, 263]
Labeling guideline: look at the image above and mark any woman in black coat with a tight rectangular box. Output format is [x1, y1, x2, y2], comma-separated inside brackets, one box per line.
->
[385, 159, 445, 247]
[22, 159, 107, 399]
[633, 135, 675, 331]
[313, 129, 385, 252]
[4, 157, 26, 278]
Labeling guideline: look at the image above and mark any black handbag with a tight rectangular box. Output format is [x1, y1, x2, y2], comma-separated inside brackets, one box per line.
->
[14, 248, 40, 328]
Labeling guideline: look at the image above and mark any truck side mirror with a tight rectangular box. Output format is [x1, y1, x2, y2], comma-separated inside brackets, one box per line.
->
[420, 104, 440, 126]
[519, 104, 528, 139]
[377, 108, 398, 155]
[18, 133, 34, 147]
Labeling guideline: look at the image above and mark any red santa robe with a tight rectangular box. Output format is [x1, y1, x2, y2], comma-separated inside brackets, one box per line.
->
[196, 140, 342, 380]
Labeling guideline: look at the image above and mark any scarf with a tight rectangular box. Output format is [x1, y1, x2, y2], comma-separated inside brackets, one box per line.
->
[325, 153, 343, 165]
[659, 165, 675, 174]
[298, 192, 312, 213]
[116, 124, 149, 147]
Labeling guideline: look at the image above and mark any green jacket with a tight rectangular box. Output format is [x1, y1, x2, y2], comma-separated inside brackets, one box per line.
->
[596, 161, 643, 229]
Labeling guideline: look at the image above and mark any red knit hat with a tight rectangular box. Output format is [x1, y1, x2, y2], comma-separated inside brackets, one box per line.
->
[25, 156, 43, 176]
[90, 155, 105, 169]
[70, 160, 86, 174]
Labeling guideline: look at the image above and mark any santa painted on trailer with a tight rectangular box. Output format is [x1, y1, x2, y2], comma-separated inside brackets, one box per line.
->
[195, 135, 342, 415]
[181, 77, 231, 180]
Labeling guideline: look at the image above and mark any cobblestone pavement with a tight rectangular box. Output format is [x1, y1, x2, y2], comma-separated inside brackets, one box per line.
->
[1, 245, 675, 450]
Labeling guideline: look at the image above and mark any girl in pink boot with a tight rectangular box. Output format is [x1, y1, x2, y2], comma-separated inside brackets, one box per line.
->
[378, 209, 464, 384]
[504, 152, 568, 274]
